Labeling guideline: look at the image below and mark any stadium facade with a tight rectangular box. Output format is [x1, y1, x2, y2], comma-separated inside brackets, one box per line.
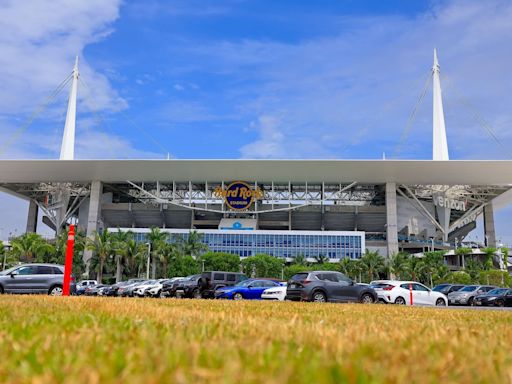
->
[1, 52, 511, 268]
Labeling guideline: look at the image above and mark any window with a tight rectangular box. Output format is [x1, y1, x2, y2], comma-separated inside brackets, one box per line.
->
[335, 273, 352, 284]
[261, 280, 277, 287]
[52, 267, 63, 274]
[36, 266, 54, 275]
[413, 284, 429, 292]
[226, 274, 236, 282]
[213, 273, 224, 281]
[400, 283, 412, 290]
[16, 266, 36, 275]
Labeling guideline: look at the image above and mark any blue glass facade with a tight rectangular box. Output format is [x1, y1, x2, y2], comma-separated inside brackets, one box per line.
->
[130, 230, 364, 260]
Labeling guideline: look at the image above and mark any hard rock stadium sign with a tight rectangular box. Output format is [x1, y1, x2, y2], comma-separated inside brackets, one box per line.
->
[213, 181, 263, 211]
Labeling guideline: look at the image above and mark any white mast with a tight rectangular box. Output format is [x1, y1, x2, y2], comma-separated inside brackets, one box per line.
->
[432, 49, 449, 160]
[59, 56, 79, 160]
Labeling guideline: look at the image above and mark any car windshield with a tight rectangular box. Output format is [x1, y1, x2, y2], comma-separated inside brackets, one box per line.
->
[235, 280, 255, 287]
[432, 284, 449, 291]
[460, 285, 478, 292]
[0, 266, 19, 275]
[487, 288, 508, 295]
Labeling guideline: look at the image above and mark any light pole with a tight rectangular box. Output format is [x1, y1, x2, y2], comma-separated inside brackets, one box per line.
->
[145, 242, 151, 279]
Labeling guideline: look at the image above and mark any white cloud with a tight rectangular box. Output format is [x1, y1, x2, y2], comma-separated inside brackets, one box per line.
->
[0, 0, 126, 115]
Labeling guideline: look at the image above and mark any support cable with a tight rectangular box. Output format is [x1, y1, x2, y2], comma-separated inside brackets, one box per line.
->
[392, 71, 432, 158]
[79, 77, 170, 158]
[0, 73, 73, 156]
[446, 83, 511, 158]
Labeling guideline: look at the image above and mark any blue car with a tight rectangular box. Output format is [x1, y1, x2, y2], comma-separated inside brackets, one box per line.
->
[214, 279, 281, 300]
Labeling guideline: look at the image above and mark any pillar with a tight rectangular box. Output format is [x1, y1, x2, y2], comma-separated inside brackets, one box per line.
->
[26, 200, 38, 233]
[386, 182, 399, 257]
[483, 204, 496, 248]
[83, 181, 103, 272]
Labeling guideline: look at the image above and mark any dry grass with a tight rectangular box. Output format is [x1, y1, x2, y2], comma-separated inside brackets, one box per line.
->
[0, 296, 511, 383]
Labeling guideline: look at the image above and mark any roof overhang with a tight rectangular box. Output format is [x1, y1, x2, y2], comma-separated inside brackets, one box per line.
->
[0, 159, 512, 185]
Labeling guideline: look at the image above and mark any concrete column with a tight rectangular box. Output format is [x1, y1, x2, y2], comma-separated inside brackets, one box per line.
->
[386, 182, 399, 257]
[83, 181, 103, 272]
[26, 200, 38, 233]
[483, 204, 496, 248]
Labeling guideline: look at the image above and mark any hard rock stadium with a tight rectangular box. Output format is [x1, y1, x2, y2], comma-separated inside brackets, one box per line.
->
[1, 52, 511, 269]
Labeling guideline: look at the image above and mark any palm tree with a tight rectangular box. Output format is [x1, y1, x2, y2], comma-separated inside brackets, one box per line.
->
[314, 254, 329, 264]
[403, 256, 427, 283]
[86, 230, 114, 283]
[158, 243, 179, 278]
[388, 252, 409, 280]
[111, 229, 133, 282]
[122, 238, 146, 278]
[10, 232, 54, 263]
[423, 251, 445, 287]
[360, 249, 386, 282]
[178, 230, 208, 259]
[294, 253, 307, 266]
[147, 227, 169, 279]
[339, 257, 360, 281]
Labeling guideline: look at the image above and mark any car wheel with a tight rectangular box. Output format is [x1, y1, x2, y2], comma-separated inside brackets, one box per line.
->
[468, 297, 474, 306]
[49, 285, 63, 296]
[496, 299, 505, 307]
[233, 292, 244, 300]
[192, 289, 202, 299]
[394, 296, 406, 305]
[435, 298, 446, 306]
[360, 293, 375, 304]
[158, 290, 164, 298]
[312, 291, 327, 303]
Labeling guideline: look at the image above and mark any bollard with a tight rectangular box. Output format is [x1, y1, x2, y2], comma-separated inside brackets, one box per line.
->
[62, 224, 75, 296]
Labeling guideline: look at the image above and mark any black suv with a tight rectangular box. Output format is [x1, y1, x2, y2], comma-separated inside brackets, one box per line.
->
[286, 271, 377, 303]
[197, 271, 248, 298]
[174, 274, 203, 298]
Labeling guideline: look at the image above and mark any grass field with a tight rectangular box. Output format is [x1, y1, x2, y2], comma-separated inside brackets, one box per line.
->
[0, 297, 511, 383]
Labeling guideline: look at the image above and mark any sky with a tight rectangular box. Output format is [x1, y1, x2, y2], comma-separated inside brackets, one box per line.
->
[0, 0, 512, 243]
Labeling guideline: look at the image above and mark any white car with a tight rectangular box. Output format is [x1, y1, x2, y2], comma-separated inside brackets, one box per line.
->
[370, 280, 448, 306]
[146, 277, 184, 298]
[261, 283, 287, 301]
[133, 280, 160, 297]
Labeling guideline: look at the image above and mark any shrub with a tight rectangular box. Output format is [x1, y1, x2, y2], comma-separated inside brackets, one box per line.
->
[444, 271, 472, 285]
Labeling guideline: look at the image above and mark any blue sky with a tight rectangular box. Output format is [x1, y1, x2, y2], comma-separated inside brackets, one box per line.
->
[0, 0, 512, 243]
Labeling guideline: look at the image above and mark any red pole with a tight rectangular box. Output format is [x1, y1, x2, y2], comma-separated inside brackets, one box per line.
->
[62, 224, 75, 296]
[409, 283, 413, 306]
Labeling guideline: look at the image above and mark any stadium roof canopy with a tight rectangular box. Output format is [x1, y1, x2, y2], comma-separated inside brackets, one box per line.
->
[0, 159, 512, 185]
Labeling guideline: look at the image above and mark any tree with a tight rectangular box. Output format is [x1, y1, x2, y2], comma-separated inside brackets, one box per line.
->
[423, 251, 447, 288]
[52, 227, 86, 278]
[176, 231, 208, 259]
[199, 252, 240, 272]
[122, 238, 146, 278]
[481, 247, 497, 270]
[403, 256, 428, 283]
[388, 252, 409, 280]
[168, 254, 200, 277]
[293, 253, 308, 266]
[110, 229, 133, 282]
[86, 230, 114, 283]
[241, 254, 284, 279]
[10, 233, 54, 263]
[444, 271, 472, 285]
[359, 249, 386, 282]
[283, 264, 311, 280]
[314, 254, 329, 264]
[158, 243, 180, 278]
[147, 227, 169, 279]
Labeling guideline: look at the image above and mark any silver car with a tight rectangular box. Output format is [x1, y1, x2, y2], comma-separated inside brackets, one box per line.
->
[0, 263, 76, 295]
[447, 285, 496, 306]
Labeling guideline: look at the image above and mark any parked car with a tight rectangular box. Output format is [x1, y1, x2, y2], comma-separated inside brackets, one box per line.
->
[197, 271, 248, 298]
[286, 271, 377, 303]
[147, 277, 183, 298]
[448, 285, 497, 306]
[76, 280, 98, 295]
[473, 288, 512, 307]
[0, 263, 76, 295]
[118, 280, 147, 297]
[161, 277, 189, 297]
[370, 280, 448, 306]
[214, 279, 281, 300]
[432, 284, 466, 295]
[261, 283, 287, 301]
[84, 284, 107, 296]
[175, 274, 203, 298]
[133, 280, 159, 297]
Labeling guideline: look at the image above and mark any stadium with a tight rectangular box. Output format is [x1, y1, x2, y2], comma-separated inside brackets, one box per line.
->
[1, 52, 511, 270]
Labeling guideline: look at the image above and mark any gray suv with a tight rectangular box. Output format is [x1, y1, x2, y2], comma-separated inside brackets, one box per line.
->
[286, 271, 377, 303]
[0, 264, 76, 295]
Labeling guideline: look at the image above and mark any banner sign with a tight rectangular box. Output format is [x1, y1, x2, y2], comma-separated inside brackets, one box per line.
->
[214, 181, 263, 211]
